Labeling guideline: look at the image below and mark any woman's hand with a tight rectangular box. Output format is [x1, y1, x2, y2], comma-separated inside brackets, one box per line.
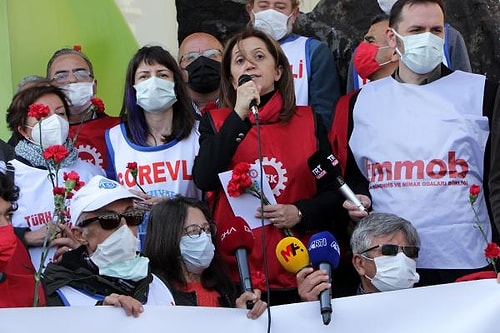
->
[234, 80, 260, 120]
[235, 289, 267, 319]
[102, 293, 144, 317]
[343, 194, 371, 222]
[256, 204, 302, 229]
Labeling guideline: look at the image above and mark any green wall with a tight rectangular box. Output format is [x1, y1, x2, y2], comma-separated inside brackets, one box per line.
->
[1, 0, 139, 140]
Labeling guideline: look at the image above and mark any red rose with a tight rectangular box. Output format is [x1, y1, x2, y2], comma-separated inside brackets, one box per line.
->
[66, 192, 74, 199]
[43, 145, 69, 163]
[90, 97, 105, 113]
[73, 45, 82, 52]
[28, 104, 50, 120]
[127, 162, 138, 170]
[484, 242, 500, 259]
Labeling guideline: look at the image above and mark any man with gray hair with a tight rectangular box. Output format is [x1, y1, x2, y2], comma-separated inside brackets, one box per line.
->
[297, 213, 420, 299]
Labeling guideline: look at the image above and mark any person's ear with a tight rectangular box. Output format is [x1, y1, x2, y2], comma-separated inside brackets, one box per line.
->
[289, 6, 299, 24]
[352, 254, 366, 276]
[387, 28, 397, 50]
[246, 4, 254, 20]
[274, 65, 283, 82]
[18, 125, 31, 141]
[72, 227, 87, 245]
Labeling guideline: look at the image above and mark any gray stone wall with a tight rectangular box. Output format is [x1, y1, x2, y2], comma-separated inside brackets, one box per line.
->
[176, 0, 499, 88]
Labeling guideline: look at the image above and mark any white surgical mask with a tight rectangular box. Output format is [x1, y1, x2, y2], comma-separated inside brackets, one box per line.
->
[179, 233, 215, 274]
[134, 76, 177, 113]
[90, 224, 139, 266]
[29, 114, 69, 148]
[253, 9, 292, 41]
[63, 82, 94, 115]
[377, 0, 397, 15]
[364, 252, 420, 292]
[393, 29, 444, 74]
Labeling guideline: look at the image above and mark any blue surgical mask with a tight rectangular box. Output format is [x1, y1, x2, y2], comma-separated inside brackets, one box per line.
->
[179, 233, 215, 274]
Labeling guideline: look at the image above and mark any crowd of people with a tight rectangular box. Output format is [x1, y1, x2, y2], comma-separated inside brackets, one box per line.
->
[1, 0, 499, 320]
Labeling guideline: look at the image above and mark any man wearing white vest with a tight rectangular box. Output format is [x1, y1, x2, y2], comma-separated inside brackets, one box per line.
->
[43, 175, 175, 315]
[246, 0, 341, 128]
[341, 0, 500, 286]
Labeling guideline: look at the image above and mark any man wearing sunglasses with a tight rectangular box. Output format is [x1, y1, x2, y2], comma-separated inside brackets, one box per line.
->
[297, 213, 420, 299]
[43, 175, 174, 316]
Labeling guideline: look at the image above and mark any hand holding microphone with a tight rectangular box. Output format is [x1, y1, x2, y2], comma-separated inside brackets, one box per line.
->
[308, 231, 341, 326]
[307, 150, 369, 218]
[236, 74, 259, 119]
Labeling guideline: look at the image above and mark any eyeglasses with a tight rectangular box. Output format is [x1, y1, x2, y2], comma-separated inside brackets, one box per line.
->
[51, 69, 93, 83]
[78, 210, 145, 230]
[180, 49, 222, 67]
[360, 244, 419, 259]
[183, 223, 217, 239]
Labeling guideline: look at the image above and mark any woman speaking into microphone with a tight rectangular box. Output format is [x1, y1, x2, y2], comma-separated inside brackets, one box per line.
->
[193, 28, 354, 305]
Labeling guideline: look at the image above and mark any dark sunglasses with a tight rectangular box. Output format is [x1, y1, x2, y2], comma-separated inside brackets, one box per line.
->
[360, 244, 419, 259]
[78, 210, 145, 230]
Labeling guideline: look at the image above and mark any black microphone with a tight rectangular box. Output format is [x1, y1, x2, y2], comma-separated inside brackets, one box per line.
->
[237, 74, 259, 116]
[0, 272, 6, 283]
[307, 150, 367, 212]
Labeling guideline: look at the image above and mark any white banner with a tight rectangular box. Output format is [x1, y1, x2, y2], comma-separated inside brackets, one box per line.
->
[1, 279, 499, 333]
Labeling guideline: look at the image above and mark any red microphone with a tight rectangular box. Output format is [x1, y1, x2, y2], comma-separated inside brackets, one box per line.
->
[217, 216, 255, 309]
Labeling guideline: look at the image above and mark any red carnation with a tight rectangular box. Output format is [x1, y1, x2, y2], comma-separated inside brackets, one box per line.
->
[43, 145, 69, 163]
[28, 104, 50, 120]
[90, 97, 105, 113]
[74, 180, 85, 191]
[485, 242, 500, 259]
[63, 170, 80, 182]
[126, 161, 146, 194]
[53, 187, 66, 196]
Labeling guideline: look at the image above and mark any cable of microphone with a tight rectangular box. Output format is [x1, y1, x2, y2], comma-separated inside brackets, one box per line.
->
[217, 216, 255, 309]
[307, 150, 367, 212]
[237, 74, 259, 116]
[308, 231, 341, 326]
[275, 237, 310, 273]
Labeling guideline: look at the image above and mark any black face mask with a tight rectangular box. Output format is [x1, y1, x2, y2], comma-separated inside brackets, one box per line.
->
[186, 56, 221, 94]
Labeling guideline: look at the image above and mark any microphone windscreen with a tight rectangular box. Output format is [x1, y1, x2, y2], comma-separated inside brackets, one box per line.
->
[308, 231, 341, 269]
[275, 237, 310, 273]
[238, 74, 252, 87]
[217, 216, 255, 256]
[307, 150, 342, 182]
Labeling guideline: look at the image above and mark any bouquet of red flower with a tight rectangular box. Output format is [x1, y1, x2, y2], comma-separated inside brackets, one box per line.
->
[28, 104, 84, 306]
[228, 162, 270, 204]
[227, 162, 292, 237]
[469, 184, 499, 273]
